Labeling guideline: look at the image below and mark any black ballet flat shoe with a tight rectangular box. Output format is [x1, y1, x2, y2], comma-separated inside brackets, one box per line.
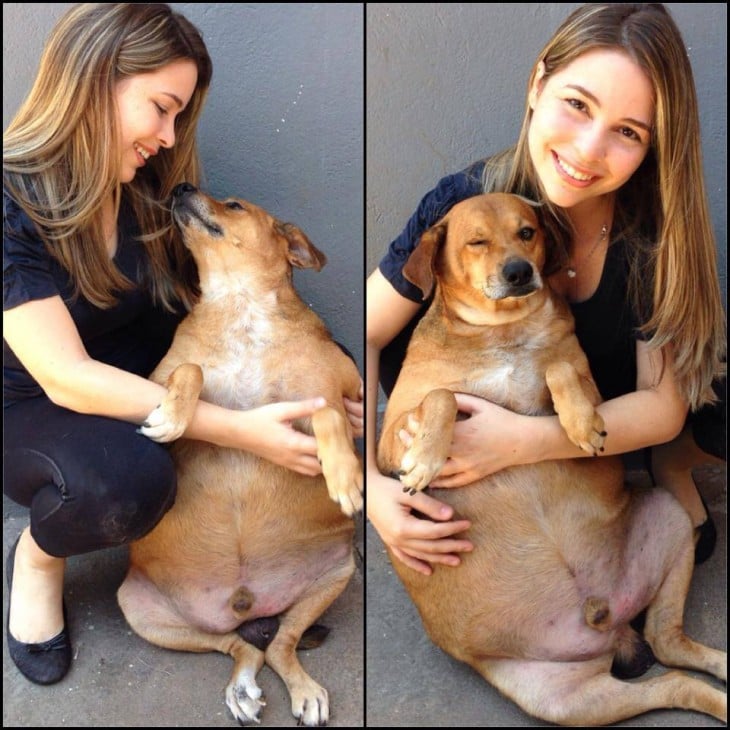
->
[5, 536, 72, 685]
[694, 495, 717, 566]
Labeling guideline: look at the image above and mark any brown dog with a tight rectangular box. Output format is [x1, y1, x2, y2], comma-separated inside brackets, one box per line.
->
[117, 184, 362, 726]
[377, 193, 726, 725]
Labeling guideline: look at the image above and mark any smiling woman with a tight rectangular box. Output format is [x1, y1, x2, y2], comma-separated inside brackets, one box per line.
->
[115, 60, 198, 183]
[2, 2, 364, 698]
[366, 3, 726, 726]
[367, 0, 725, 574]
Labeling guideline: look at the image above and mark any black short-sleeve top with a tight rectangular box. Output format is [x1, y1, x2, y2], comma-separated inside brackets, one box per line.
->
[3, 191, 184, 406]
[377, 161, 642, 402]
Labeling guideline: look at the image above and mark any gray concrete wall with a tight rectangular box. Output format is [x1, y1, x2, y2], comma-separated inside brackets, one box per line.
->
[366, 3, 727, 304]
[3, 2, 364, 371]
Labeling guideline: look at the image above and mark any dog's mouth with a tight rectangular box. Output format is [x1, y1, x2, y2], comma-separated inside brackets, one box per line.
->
[483, 282, 540, 301]
[171, 195, 224, 239]
[482, 258, 543, 300]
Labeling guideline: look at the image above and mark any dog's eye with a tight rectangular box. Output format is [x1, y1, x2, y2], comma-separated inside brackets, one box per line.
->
[225, 201, 244, 210]
[467, 239, 489, 248]
[518, 227, 536, 241]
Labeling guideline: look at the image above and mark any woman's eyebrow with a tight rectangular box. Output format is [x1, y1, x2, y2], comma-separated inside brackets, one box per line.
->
[161, 92, 185, 110]
[565, 83, 652, 132]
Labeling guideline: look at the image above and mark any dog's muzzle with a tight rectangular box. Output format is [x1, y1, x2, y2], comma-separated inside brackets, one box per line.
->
[171, 183, 223, 237]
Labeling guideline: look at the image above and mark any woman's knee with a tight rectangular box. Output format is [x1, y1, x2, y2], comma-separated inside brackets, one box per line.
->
[30, 438, 177, 557]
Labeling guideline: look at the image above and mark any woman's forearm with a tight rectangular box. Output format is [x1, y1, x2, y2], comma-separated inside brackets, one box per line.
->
[533, 388, 687, 463]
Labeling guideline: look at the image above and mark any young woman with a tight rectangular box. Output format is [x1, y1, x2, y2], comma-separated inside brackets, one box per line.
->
[3, 3, 363, 686]
[367, 3, 725, 576]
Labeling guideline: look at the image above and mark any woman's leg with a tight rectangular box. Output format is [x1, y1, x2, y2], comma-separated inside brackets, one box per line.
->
[649, 375, 726, 564]
[4, 396, 177, 644]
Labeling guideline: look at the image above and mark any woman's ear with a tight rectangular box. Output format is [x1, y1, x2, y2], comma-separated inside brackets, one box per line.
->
[528, 61, 547, 110]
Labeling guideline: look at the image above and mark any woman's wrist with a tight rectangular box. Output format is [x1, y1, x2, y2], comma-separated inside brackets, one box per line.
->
[186, 400, 245, 449]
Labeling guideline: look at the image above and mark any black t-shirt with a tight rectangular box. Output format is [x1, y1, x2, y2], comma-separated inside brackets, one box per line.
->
[3, 191, 184, 406]
[377, 161, 642, 402]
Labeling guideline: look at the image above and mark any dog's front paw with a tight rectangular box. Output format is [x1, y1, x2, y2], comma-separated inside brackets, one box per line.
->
[322, 451, 363, 516]
[561, 404, 607, 456]
[290, 677, 329, 726]
[137, 402, 188, 443]
[397, 413, 449, 494]
[399, 448, 445, 494]
[138, 363, 203, 443]
[225, 673, 266, 725]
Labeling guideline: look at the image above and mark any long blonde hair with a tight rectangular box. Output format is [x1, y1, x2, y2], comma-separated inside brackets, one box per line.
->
[481, 3, 725, 411]
[3, 3, 213, 311]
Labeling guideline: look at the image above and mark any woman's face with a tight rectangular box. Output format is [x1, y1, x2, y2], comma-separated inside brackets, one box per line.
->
[114, 59, 198, 183]
[527, 49, 654, 210]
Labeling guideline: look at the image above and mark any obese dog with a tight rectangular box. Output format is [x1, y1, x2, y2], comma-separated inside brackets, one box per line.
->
[377, 193, 726, 725]
[117, 183, 362, 726]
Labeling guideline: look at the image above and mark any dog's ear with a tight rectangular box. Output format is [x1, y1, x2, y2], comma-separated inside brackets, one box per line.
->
[403, 223, 446, 300]
[276, 221, 328, 271]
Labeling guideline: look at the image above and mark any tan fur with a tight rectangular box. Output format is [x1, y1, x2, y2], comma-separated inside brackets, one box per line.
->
[377, 193, 726, 725]
[117, 186, 362, 726]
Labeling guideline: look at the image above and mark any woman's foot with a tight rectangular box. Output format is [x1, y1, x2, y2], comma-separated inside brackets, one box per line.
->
[694, 505, 718, 566]
[6, 528, 71, 684]
[8, 529, 65, 642]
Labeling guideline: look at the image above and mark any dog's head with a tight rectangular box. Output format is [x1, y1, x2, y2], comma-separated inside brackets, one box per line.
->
[404, 193, 547, 322]
[170, 183, 326, 290]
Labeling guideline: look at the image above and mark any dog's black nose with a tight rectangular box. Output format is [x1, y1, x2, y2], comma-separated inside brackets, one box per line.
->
[502, 258, 534, 287]
[173, 182, 197, 198]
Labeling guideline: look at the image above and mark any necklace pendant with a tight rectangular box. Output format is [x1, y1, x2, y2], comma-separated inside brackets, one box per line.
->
[567, 268, 576, 278]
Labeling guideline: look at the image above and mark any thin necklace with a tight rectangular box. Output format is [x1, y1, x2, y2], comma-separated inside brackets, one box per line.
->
[566, 223, 609, 278]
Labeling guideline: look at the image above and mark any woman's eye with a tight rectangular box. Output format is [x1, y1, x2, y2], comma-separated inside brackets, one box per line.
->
[225, 201, 244, 210]
[619, 127, 641, 142]
[154, 102, 168, 116]
[567, 98, 587, 112]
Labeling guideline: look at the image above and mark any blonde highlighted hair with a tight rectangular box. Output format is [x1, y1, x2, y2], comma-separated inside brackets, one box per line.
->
[3, 3, 213, 311]
[481, 3, 725, 411]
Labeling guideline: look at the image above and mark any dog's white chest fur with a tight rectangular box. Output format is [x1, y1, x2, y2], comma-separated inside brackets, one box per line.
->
[191, 292, 277, 409]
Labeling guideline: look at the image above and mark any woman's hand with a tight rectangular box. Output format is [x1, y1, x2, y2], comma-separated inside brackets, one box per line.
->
[344, 380, 364, 439]
[430, 393, 533, 487]
[237, 398, 327, 476]
[367, 469, 473, 576]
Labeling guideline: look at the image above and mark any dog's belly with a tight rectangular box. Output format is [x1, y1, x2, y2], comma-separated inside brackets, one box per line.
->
[395, 461, 692, 663]
[159, 541, 352, 634]
[128, 445, 354, 634]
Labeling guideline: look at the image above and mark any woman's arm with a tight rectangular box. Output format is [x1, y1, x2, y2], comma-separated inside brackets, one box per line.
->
[366, 269, 473, 575]
[431, 339, 688, 487]
[3, 296, 330, 475]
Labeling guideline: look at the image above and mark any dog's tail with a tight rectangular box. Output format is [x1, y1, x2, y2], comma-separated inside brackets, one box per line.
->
[236, 616, 330, 651]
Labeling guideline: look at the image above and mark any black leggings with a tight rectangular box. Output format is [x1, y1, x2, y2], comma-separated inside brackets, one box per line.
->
[3, 396, 176, 558]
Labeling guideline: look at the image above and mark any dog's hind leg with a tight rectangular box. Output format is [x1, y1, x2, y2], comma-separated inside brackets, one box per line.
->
[118, 567, 266, 724]
[264, 555, 355, 726]
[477, 656, 727, 725]
[643, 529, 727, 681]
